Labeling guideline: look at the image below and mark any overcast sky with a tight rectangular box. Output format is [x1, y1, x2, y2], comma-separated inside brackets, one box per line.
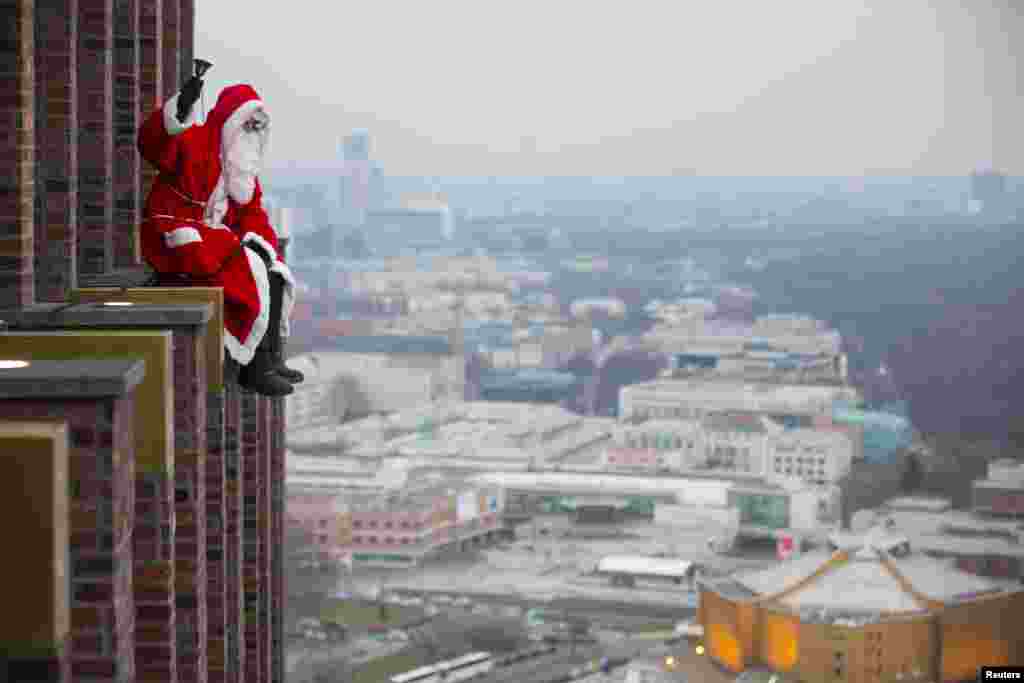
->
[195, 0, 1022, 176]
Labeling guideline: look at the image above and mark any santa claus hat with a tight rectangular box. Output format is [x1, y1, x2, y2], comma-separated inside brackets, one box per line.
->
[206, 84, 267, 149]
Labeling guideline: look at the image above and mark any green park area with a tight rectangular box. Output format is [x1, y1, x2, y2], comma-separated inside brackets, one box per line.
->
[634, 622, 676, 635]
[319, 598, 424, 629]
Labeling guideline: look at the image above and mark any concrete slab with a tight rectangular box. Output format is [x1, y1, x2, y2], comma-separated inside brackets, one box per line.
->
[0, 358, 146, 398]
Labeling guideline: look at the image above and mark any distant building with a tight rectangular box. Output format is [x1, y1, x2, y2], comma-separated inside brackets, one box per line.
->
[644, 314, 845, 379]
[339, 483, 507, 567]
[478, 368, 582, 404]
[610, 412, 860, 485]
[971, 458, 1024, 516]
[287, 491, 352, 566]
[363, 204, 454, 253]
[970, 168, 1008, 214]
[285, 401, 614, 470]
[699, 528, 1024, 680]
[570, 297, 626, 319]
[858, 495, 1024, 583]
[619, 378, 859, 422]
[284, 340, 463, 433]
[472, 470, 841, 542]
[284, 354, 348, 431]
[339, 129, 372, 229]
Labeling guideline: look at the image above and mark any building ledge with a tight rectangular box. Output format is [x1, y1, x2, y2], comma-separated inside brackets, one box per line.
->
[0, 302, 213, 329]
[0, 358, 146, 398]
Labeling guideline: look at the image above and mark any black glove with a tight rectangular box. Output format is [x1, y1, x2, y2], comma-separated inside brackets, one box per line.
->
[176, 76, 204, 123]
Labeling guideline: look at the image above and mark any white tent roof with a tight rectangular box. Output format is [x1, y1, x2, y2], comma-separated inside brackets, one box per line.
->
[597, 555, 694, 578]
[732, 541, 1010, 614]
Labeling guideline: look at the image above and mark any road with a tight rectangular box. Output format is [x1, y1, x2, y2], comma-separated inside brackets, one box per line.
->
[386, 587, 697, 622]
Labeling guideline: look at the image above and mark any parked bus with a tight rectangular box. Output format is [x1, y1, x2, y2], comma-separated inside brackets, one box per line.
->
[390, 651, 494, 683]
[596, 555, 699, 589]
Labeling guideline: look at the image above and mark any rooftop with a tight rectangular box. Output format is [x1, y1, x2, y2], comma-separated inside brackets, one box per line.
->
[624, 378, 853, 401]
[315, 335, 453, 355]
[722, 529, 1017, 616]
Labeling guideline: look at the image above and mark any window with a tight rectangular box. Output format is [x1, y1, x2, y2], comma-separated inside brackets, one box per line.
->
[368, 520, 378, 528]
[318, 534, 328, 544]
[834, 652, 844, 677]
[353, 520, 363, 529]
[400, 521, 410, 529]
[319, 519, 328, 528]
[385, 521, 393, 529]
[368, 536, 378, 544]
[385, 537, 394, 545]
[353, 535, 363, 543]
[401, 537, 410, 545]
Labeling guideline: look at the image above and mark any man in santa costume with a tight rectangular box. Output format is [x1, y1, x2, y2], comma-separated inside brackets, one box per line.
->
[138, 70, 303, 397]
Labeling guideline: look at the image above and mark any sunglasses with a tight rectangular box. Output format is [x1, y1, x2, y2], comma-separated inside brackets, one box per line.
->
[243, 118, 268, 133]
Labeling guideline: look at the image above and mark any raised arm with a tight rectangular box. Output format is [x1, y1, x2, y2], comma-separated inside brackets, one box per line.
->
[137, 75, 203, 174]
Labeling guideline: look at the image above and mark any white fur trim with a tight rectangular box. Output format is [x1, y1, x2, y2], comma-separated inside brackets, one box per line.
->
[269, 259, 295, 288]
[223, 246, 272, 366]
[205, 175, 229, 226]
[163, 93, 196, 136]
[241, 232, 278, 262]
[221, 99, 266, 155]
[163, 226, 202, 249]
[270, 260, 297, 338]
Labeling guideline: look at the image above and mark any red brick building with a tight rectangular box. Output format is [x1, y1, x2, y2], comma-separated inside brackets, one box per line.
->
[1, 2, 286, 682]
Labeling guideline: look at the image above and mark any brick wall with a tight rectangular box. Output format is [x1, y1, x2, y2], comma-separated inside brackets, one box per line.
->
[33, 0, 77, 302]
[113, 0, 141, 266]
[178, 0, 193, 87]
[134, 464, 177, 683]
[0, 394, 137, 682]
[160, 0, 179, 98]
[269, 397, 286, 683]
[174, 330, 209, 683]
[0, 0, 36, 308]
[241, 391, 263, 682]
[0, 4, 286, 681]
[224, 383, 244, 683]
[77, 0, 114, 277]
[138, 0, 162, 205]
[257, 397, 272, 683]
[205, 390, 227, 681]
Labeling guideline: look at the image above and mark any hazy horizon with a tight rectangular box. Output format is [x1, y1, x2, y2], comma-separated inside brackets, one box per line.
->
[197, 0, 1022, 176]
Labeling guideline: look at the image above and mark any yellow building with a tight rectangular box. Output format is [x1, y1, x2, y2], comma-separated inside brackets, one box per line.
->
[698, 528, 1024, 683]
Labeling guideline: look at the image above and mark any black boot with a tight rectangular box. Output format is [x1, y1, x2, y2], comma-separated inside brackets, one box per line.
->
[274, 355, 304, 383]
[237, 269, 294, 396]
[238, 350, 294, 397]
[267, 271, 304, 384]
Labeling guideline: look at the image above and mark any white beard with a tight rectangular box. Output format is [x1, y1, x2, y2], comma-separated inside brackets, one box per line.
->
[223, 128, 266, 205]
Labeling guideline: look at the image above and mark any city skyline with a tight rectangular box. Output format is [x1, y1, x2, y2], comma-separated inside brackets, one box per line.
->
[196, 0, 1022, 176]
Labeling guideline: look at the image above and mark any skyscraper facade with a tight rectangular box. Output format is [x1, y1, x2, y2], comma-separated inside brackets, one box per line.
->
[339, 129, 373, 229]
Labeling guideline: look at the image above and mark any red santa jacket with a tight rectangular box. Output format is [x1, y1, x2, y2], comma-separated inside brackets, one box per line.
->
[138, 83, 295, 364]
